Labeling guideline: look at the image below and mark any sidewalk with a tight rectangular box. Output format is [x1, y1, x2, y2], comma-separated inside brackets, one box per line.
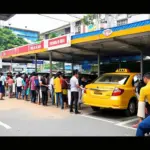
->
[0, 97, 72, 119]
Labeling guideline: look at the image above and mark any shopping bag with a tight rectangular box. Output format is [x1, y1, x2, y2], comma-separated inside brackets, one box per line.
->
[26, 88, 30, 95]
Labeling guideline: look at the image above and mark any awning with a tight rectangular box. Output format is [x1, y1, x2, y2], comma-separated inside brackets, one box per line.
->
[0, 14, 15, 21]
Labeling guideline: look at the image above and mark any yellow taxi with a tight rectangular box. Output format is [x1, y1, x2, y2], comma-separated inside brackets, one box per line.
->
[82, 68, 140, 116]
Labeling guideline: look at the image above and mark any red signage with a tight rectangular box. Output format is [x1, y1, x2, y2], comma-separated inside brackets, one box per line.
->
[1, 41, 45, 58]
[48, 36, 67, 47]
[29, 41, 44, 51]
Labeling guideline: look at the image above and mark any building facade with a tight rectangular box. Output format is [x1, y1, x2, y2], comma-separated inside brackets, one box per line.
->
[5, 26, 40, 43]
[41, 14, 150, 40]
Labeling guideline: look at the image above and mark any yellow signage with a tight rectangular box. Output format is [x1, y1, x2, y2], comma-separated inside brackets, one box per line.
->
[115, 68, 130, 73]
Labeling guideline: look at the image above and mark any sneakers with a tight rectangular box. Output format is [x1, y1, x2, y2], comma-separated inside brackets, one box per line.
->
[75, 111, 81, 114]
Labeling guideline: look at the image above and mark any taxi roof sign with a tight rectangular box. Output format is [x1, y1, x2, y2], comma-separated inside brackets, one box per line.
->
[115, 68, 130, 73]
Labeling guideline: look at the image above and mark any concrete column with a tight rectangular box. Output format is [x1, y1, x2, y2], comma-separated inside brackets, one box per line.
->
[97, 52, 100, 77]
[49, 51, 52, 78]
[35, 54, 37, 73]
[140, 51, 144, 78]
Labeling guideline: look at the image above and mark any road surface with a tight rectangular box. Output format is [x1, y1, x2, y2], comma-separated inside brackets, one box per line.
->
[0, 97, 137, 136]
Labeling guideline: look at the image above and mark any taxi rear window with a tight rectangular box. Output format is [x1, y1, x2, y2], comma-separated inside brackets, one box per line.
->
[94, 74, 130, 85]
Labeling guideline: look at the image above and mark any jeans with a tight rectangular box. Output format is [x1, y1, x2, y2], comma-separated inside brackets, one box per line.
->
[136, 116, 150, 136]
[42, 91, 48, 105]
[50, 87, 55, 105]
[70, 92, 79, 113]
[31, 90, 36, 103]
[56, 92, 63, 109]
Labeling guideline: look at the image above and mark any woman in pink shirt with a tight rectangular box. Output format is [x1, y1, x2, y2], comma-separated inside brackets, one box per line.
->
[7, 75, 14, 98]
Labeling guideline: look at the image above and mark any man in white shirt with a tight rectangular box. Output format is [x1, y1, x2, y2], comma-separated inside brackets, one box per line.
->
[0, 73, 6, 100]
[16, 74, 23, 99]
[70, 70, 81, 114]
[49, 75, 55, 105]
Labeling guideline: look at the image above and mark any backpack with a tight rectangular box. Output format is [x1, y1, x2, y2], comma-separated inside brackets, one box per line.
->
[34, 78, 40, 87]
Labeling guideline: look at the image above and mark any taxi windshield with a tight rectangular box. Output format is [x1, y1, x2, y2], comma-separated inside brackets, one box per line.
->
[94, 74, 129, 85]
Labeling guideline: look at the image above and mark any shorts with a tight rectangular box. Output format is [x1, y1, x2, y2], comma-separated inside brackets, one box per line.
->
[0, 85, 5, 94]
[17, 86, 22, 93]
[8, 85, 13, 93]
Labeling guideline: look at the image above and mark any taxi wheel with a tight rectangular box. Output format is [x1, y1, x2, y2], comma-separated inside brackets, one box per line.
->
[125, 100, 137, 116]
[91, 106, 100, 111]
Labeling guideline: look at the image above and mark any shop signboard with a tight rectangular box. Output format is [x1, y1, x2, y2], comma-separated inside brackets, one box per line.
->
[46, 34, 71, 51]
[0, 41, 46, 58]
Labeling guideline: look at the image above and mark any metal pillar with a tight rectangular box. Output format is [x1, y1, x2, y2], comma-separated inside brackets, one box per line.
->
[49, 52, 52, 78]
[98, 52, 100, 77]
[72, 62, 74, 74]
[35, 54, 37, 73]
[62, 62, 65, 75]
[11, 57, 13, 72]
[140, 51, 144, 78]
[119, 57, 121, 68]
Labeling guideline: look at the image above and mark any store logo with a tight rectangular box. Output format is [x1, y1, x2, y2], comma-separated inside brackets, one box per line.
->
[103, 29, 112, 36]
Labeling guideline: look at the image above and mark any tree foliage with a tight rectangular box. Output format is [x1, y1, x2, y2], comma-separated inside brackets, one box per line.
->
[82, 14, 96, 26]
[49, 32, 57, 39]
[0, 27, 28, 51]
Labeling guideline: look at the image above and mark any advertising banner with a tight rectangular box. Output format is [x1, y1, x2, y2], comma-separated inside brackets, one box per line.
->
[46, 34, 71, 51]
[0, 41, 46, 58]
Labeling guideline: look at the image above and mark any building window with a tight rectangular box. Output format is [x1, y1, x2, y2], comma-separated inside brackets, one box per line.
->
[117, 19, 128, 26]
[75, 21, 81, 35]
[45, 34, 49, 39]
[65, 27, 70, 34]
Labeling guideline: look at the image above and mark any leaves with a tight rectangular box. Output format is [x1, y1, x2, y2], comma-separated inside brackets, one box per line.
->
[82, 14, 95, 26]
[49, 33, 57, 39]
[0, 27, 28, 51]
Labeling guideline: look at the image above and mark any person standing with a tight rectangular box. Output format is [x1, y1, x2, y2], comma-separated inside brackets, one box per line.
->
[0, 73, 6, 100]
[30, 72, 37, 103]
[16, 74, 23, 99]
[70, 70, 81, 114]
[49, 75, 55, 105]
[132, 78, 146, 128]
[136, 72, 150, 136]
[40, 75, 48, 106]
[61, 75, 68, 109]
[7, 75, 14, 98]
[79, 76, 87, 109]
[23, 74, 30, 101]
[54, 72, 63, 109]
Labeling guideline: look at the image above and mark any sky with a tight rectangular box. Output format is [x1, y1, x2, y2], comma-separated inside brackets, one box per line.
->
[2, 14, 85, 33]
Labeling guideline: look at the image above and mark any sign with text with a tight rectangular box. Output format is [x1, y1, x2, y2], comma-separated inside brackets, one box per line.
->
[32, 60, 44, 64]
[29, 41, 44, 51]
[46, 34, 71, 51]
[0, 41, 46, 58]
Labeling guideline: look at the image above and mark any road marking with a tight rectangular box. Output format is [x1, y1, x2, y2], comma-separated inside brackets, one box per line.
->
[116, 118, 138, 126]
[115, 118, 138, 131]
[81, 114, 115, 124]
[116, 124, 136, 130]
[0, 121, 11, 129]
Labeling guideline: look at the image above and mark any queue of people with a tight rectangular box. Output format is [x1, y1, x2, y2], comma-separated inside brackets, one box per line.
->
[0, 70, 88, 115]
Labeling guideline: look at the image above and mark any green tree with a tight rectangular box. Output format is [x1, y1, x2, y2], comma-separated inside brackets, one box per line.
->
[49, 32, 57, 39]
[0, 27, 28, 51]
[82, 14, 96, 26]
